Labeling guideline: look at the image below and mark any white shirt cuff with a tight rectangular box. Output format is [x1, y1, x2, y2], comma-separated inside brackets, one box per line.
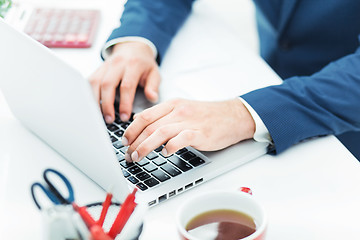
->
[239, 97, 273, 143]
[101, 36, 158, 60]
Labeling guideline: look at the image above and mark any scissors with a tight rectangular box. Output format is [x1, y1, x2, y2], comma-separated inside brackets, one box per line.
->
[31, 168, 75, 210]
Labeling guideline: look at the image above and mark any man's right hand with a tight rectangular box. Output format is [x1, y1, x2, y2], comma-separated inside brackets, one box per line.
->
[89, 41, 161, 123]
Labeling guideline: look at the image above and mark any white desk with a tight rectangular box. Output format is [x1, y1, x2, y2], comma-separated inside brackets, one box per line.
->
[1, 0, 360, 239]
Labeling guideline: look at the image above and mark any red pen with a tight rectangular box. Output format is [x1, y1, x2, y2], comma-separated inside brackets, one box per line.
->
[72, 202, 98, 229]
[107, 188, 138, 239]
[97, 191, 113, 227]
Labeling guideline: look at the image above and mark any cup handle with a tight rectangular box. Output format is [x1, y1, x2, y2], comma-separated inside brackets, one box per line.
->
[239, 187, 252, 195]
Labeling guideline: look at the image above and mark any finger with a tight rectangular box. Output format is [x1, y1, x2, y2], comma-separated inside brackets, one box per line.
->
[88, 65, 107, 107]
[118, 65, 143, 122]
[129, 123, 183, 162]
[100, 64, 124, 123]
[162, 129, 203, 156]
[123, 102, 174, 146]
[144, 67, 161, 103]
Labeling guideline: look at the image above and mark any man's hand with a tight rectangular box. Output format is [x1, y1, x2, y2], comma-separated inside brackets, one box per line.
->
[122, 98, 256, 162]
[89, 42, 161, 123]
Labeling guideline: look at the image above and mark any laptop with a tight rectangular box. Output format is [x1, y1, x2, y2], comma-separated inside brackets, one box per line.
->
[0, 18, 268, 206]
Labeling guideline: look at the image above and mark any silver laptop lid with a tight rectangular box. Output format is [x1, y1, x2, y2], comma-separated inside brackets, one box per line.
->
[0, 18, 129, 201]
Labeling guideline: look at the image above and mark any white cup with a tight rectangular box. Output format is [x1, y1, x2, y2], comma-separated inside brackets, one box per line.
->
[176, 188, 267, 240]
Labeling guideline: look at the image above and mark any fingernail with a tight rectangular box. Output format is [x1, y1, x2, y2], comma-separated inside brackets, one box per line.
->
[122, 137, 129, 146]
[120, 113, 129, 122]
[131, 150, 139, 162]
[125, 153, 131, 162]
[161, 148, 168, 157]
[105, 115, 113, 123]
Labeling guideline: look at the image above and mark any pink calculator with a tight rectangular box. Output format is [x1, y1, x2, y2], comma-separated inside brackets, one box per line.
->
[23, 8, 100, 48]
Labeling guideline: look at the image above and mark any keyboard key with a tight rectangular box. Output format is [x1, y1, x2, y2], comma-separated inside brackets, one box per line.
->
[136, 158, 150, 167]
[114, 130, 124, 137]
[128, 166, 142, 175]
[116, 152, 125, 161]
[120, 122, 130, 129]
[136, 183, 148, 191]
[144, 178, 160, 188]
[180, 151, 196, 161]
[113, 141, 123, 149]
[136, 172, 151, 181]
[114, 117, 122, 125]
[127, 176, 139, 184]
[168, 156, 193, 172]
[152, 157, 166, 166]
[129, 112, 135, 122]
[107, 124, 119, 132]
[119, 146, 128, 154]
[154, 145, 163, 152]
[151, 169, 170, 182]
[120, 161, 135, 169]
[176, 148, 188, 155]
[161, 163, 182, 177]
[122, 169, 130, 178]
[146, 152, 158, 160]
[143, 163, 158, 172]
[110, 136, 117, 143]
[189, 157, 206, 167]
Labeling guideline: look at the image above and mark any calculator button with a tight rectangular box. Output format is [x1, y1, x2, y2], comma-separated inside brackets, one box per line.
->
[65, 34, 76, 43]
[77, 34, 88, 43]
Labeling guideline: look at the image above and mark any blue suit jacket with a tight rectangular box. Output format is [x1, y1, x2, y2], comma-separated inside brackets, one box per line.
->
[107, 0, 360, 158]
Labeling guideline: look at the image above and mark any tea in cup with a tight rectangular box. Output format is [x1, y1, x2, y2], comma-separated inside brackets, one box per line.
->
[176, 188, 267, 240]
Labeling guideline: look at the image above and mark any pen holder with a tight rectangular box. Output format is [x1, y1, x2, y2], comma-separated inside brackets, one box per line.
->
[41, 205, 83, 240]
[85, 202, 146, 240]
[41, 202, 146, 240]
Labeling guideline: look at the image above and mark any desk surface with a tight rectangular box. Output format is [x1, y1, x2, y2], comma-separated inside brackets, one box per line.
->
[1, 0, 360, 239]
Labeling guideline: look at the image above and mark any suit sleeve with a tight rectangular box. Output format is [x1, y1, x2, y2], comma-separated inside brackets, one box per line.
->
[241, 36, 360, 154]
[105, 0, 195, 63]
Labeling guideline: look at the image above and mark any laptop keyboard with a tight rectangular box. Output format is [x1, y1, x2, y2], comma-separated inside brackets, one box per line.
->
[107, 113, 208, 191]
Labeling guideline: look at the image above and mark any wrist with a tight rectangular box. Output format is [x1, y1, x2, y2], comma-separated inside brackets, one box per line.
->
[231, 98, 256, 140]
[112, 41, 154, 58]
